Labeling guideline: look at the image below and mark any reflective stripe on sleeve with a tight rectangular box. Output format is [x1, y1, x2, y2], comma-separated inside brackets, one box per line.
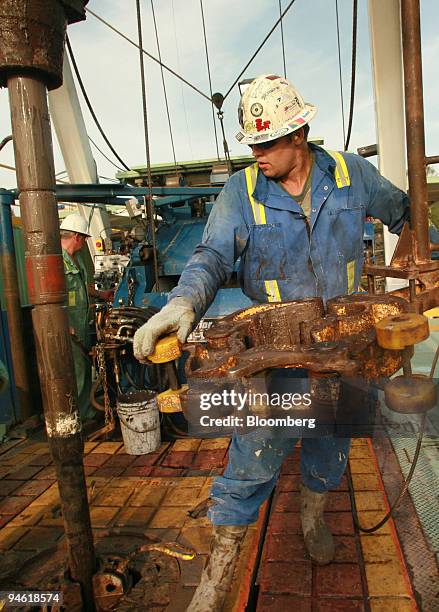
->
[245, 163, 267, 225]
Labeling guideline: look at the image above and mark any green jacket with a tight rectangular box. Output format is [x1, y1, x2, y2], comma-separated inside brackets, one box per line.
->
[63, 249, 90, 345]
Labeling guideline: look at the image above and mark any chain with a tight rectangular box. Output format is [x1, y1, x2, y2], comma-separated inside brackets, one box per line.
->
[96, 343, 114, 425]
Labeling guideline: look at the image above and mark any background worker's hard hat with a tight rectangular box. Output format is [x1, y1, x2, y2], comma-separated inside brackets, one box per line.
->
[235, 74, 317, 145]
[60, 214, 92, 237]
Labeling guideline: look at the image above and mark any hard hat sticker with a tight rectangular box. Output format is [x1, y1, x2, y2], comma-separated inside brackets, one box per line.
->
[255, 118, 271, 132]
[269, 128, 289, 139]
[250, 103, 263, 117]
[261, 87, 278, 100]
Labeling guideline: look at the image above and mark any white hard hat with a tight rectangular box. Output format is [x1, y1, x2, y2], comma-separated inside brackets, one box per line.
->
[60, 214, 92, 237]
[236, 74, 317, 145]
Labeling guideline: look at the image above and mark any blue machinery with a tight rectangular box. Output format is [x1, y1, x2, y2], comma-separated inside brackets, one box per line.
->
[53, 182, 253, 317]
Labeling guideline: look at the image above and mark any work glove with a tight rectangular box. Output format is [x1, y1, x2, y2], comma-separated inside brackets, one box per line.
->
[133, 297, 196, 362]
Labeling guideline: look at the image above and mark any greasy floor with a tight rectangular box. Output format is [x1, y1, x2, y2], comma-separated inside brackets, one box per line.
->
[0, 436, 424, 610]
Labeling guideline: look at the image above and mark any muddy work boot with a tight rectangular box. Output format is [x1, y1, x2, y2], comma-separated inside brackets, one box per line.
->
[300, 483, 335, 565]
[186, 524, 247, 612]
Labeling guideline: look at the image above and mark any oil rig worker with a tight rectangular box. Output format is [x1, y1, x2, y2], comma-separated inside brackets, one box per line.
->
[133, 75, 410, 611]
[60, 214, 112, 421]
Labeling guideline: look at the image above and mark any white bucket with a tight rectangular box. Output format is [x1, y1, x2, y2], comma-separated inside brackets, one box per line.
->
[116, 390, 161, 455]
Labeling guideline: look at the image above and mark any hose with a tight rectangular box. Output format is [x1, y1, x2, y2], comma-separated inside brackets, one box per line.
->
[352, 343, 438, 533]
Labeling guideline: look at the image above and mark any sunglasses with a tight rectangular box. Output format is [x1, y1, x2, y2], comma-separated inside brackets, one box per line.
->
[248, 139, 279, 151]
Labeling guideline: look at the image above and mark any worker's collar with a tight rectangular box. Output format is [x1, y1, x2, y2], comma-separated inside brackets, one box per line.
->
[62, 248, 80, 272]
[309, 143, 338, 177]
[252, 143, 337, 206]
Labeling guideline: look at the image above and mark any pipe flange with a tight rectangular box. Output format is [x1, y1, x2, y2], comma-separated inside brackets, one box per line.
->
[375, 313, 429, 349]
[384, 374, 437, 413]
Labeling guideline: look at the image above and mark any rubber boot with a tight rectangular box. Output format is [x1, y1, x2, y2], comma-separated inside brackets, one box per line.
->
[300, 483, 335, 565]
[186, 524, 247, 612]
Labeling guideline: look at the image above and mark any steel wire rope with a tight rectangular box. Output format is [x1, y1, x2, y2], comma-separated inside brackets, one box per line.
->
[151, 0, 178, 169]
[351, 342, 439, 533]
[335, 0, 346, 147]
[99, 176, 121, 183]
[222, 0, 297, 103]
[279, 0, 287, 78]
[66, 36, 131, 172]
[200, 0, 220, 161]
[171, 0, 194, 160]
[0, 135, 12, 152]
[0, 162, 15, 173]
[344, 0, 358, 151]
[135, 0, 160, 292]
[86, 7, 212, 103]
[89, 136, 126, 173]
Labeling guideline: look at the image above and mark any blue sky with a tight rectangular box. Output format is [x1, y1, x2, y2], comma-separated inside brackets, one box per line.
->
[0, 0, 438, 188]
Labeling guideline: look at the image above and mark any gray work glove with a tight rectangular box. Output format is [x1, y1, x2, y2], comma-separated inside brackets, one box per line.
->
[133, 297, 196, 362]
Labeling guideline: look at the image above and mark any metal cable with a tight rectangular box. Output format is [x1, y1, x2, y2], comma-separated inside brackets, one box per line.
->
[0, 135, 12, 152]
[89, 136, 126, 173]
[86, 7, 212, 103]
[223, 0, 297, 102]
[344, 0, 358, 151]
[0, 162, 15, 172]
[353, 414, 427, 533]
[217, 111, 232, 174]
[135, 0, 160, 292]
[279, 0, 287, 78]
[98, 176, 120, 183]
[200, 0, 220, 161]
[66, 36, 131, 171]
[352, 341, 439, 533]
[151, 0, 178, 169]
[335, 0, 346, 147]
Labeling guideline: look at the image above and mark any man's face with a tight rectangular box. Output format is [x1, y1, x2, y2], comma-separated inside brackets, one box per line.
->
[73, 233, 87, 253]
[249, 134, 301, 179]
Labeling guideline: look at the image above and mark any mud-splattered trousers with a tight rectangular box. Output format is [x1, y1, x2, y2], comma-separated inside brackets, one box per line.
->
[209, 430, 351, 525]
[168, 144, 409, 526]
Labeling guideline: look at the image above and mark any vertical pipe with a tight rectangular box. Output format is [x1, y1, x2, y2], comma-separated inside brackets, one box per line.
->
[7, 75, 96, 611]
[368, 0, 407, 291]
[0, 190, 33, 420]
[409, 278, 416, 302]
[401, 0, 430, 263]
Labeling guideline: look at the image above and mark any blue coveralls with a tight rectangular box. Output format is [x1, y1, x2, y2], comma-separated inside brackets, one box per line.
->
[169, 144, 409, 525]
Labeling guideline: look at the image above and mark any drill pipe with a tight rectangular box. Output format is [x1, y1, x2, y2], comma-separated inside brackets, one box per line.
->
[401, 0, 430, 263]
[0, 191, 33, 420]
[7, 75, 96, 611]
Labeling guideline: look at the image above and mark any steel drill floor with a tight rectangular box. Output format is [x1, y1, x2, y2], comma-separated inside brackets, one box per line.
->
[0, 435, 433, 610]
